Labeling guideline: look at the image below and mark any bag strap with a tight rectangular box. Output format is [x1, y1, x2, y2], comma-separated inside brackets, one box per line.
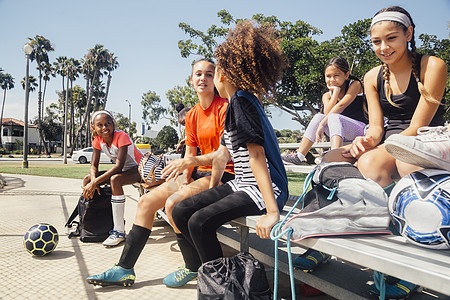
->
[142, 154, 164, 183]
[270, 168, 315, 300]
[65, 202, 80, 227]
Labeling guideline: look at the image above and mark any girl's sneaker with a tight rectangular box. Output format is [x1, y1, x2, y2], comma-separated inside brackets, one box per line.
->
[102, 230, 126, 247]
[163, 266, 198, 287]
[369, 276, 421, 299]
[384, 126, 450, 171]
[86, 265, 135, 287]
[293, 249, 330, 272]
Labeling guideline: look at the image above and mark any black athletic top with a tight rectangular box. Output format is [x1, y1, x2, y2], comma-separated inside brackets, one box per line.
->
[340, 80, 368, 124]
[376, 54, 445, 137]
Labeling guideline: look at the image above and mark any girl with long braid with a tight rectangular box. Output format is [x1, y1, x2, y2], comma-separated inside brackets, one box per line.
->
[324, 6, 446, 188]
[322, 6, 446, 298]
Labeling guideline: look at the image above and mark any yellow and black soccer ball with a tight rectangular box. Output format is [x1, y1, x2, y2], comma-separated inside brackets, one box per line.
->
[24, 223, 59, 256]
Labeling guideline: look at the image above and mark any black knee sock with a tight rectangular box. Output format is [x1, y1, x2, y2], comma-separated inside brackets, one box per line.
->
[176, 233, 202, 272]
[118, 224, 151, 270]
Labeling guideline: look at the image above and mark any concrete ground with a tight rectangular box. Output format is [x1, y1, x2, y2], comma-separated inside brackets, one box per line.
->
[0, 173, 334, 300]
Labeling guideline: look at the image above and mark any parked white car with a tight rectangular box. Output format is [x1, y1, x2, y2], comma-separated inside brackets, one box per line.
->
[72, 147, 112, 164]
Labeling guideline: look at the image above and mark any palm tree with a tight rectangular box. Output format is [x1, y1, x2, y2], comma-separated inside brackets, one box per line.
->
[0, 72, 15, 148]
[21, 75, 38, 92]
[66, 58, 81, 149]
[103, 52, 119, 109]
[72, 44, 108, 151]
[54, 56, 68, 97]
[28, 35, 54, 155]
[65, 58, 81, 146]
[41, 62, 54, 120]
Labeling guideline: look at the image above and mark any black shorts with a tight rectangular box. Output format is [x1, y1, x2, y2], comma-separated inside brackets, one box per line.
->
[191, 170, 235, 184]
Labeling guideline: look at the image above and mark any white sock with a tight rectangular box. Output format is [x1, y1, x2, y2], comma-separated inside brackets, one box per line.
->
[111, 195, 126, 233]
[296, 152, 306, 162]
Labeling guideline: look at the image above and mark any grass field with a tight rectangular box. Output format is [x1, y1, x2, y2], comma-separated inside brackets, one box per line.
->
[0, 162, 306, 196]
[0, 163, 111, 180]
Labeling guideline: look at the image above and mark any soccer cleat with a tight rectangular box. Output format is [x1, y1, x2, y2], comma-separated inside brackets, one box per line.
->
[282, 153, 309, 165]
[163, 266, 198, 287]
[86, 265, 135, 287]
[369, 277, 421, 299]
[102, 230, 126, 247]
[293, 249, 330, 272]
[384, 126, 450, 171]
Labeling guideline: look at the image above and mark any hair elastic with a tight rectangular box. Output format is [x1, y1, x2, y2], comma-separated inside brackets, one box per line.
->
[370, 11, 411, 30]
[91, 110, 114, 125]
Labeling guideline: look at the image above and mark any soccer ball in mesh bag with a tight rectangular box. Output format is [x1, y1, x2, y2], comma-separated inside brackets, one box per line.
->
[389, 169, 450, 250]
[24, 223, 59, 256]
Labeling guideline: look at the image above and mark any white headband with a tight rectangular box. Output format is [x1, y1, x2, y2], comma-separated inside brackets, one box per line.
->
[91, 110, 114, 124]
[370, 11, 412, 30]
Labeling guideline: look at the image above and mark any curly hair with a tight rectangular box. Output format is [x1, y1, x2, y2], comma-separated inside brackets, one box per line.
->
[214, 20, 287, 97]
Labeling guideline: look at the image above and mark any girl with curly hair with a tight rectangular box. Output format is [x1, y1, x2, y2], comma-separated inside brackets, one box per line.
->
[161, 20, 289, 288]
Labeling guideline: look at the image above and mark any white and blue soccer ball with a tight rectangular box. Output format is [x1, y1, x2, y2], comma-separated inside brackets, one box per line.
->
[24, 223, 59, 256]
[389, 169, 450, 250]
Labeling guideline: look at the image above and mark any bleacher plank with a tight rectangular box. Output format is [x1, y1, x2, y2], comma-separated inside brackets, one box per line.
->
[229, 213, 450, 297]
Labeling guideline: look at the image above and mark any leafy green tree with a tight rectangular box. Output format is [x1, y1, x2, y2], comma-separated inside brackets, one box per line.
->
[177, 9, 230, 59]
[418, 34, 450, 120]
[141, 90, 167, 129]
[0, 72, 15, 147]
[279, 129, 293, 137]
[156, 125, 178, 151]
[177, 11, 450, 126]
[114, 112, 137, 139]
[35, 105, 63, 152]
[165, 77, 198, 124]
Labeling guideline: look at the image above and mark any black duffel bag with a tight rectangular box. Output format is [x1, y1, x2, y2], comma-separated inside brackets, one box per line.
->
[65, 185, 113, 242]
[198, 252, 272, 300]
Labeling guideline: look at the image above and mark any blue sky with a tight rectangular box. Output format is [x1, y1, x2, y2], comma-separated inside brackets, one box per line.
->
[0, 0, 448, 131]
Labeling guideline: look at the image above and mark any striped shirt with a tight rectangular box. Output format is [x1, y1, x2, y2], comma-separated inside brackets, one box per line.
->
[222, 93, 281, 210]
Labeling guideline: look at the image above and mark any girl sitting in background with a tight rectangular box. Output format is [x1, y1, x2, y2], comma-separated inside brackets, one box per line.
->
[283, 56, 367, 165]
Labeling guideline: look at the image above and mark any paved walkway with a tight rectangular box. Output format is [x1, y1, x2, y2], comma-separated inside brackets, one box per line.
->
[0, 174, 199, 300]
[0, 173, 335, 300]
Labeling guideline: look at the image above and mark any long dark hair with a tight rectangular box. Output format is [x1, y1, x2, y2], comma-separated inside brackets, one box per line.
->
[191, 58, 219, 96]
[323, 57, 367, 115]
[323, 56, 362, 92]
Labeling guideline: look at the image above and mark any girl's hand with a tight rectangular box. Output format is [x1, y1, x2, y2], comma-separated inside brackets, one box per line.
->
[256, 212, 280, 239]
[162, 158, 188, 181]
[316, 122, 326, 142]
[327, 85, 341, 94]
[342, 136, 375, 158]
[82, 181, 99, 199]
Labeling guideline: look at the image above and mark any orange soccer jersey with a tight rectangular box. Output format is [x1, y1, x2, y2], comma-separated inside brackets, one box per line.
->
[185, 95, 234, 174]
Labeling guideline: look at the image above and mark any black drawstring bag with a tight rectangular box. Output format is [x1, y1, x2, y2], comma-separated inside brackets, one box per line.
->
[65, 185, 113, 242]
[197, 252, 272, 300]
